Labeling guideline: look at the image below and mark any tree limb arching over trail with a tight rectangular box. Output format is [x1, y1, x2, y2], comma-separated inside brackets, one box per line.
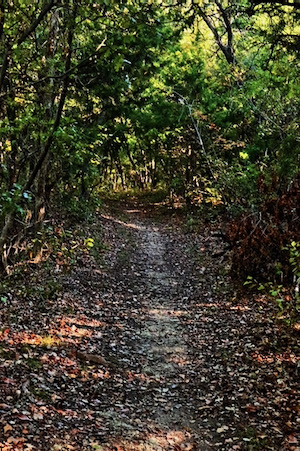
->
[0, 0, 299, 448]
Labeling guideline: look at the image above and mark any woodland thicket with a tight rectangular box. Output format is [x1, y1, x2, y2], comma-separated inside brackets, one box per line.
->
[0, 1, 299, 304]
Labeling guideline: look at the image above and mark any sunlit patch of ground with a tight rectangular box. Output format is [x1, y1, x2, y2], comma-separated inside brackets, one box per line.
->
[98, 427, 200, 450]
[251, 351, 299, 365]
[101, 214, 145, 230]
[0, 203, 299, 450]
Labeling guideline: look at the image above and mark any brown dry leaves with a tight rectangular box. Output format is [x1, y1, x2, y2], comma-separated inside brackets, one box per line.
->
[0, 201, 299, 450]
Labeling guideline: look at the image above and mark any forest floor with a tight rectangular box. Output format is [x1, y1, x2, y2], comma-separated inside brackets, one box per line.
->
[0, 197, 299, 450]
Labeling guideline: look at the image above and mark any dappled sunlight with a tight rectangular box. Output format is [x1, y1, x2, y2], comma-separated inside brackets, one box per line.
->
[52, 316, 105, 339]
[39, 351, 112, 381]
[101, 213, 145, 230]
[147, 307, 186, 317]
[0, 421, 199, 451]
[99, 422, 200, 451]
[39, 351, 76, 366]
[0, 330, 63, 347]
[125, 209, 142, 214]
[136, 305, 193, 372]
[65, 315, 104, 328]
[150, 344, 186, 356]
[0, 0, 298, 447]
[190, 301, 252, 313]
[53, 323, 94, 339]
[145, 428, 196, 449]
[168, 354, 191, 366]
[229, 305, 251, 311]
[124, 370, 158, 383]
[0, 438, 27, 450]
[251, 351, 300, 365]
[0, 313, 105, 350]
[192, 302, 222, 309]
[1, 195, 297, 451]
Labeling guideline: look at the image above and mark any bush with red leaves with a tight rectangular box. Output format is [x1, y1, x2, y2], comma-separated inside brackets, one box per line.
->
[226, 175, 300, 283]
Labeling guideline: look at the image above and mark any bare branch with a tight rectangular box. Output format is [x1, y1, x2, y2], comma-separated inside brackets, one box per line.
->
[197, 3, 236, 64]
[215, 1, 233, 49]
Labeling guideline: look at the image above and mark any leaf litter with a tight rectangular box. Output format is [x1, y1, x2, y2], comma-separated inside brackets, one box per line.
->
[0, 199, 299, 450]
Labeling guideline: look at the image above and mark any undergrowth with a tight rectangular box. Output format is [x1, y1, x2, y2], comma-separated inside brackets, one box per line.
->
[226, 175, 300, 324]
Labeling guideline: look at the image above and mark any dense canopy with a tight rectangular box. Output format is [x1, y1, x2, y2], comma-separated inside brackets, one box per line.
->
[0, 0, 299, 277]
[0, 2, 299, 449]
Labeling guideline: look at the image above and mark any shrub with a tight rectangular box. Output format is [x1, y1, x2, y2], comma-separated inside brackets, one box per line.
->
[226, 175, 300, 283]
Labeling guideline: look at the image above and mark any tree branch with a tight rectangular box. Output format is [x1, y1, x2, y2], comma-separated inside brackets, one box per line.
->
[0, 1, 57, 93]
[0, 0, 4, 39]
[252, 0, 300, 8]
[197, 3, 236, 65]
[24, 15, 75, 193]
[215, 1, 233, 49]
[0, 47, 10, 93]
[17, 0, 57, 45]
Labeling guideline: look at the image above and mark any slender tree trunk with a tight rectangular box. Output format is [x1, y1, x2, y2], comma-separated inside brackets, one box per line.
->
[0, 212, 14, 271]
[0, 7, 74, 268]
[6, 81, 18, 189]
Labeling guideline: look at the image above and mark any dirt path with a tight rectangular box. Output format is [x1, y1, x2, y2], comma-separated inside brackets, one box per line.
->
[97, 215, 208, 450]
[0, 203, 299, 450]
[88, 207, 299, 451]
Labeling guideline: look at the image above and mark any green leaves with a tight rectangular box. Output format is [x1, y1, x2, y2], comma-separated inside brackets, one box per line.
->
[0, 0, 299, 278]
[0, 184, 31, 218]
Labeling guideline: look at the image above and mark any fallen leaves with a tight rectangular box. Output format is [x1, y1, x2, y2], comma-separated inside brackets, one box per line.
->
[0, 202, 299, 450]
[3, 424, 13, 434]
[17, 415, 31, 421]
[1, 378, 16, 385]
[217, 425, 229, 434]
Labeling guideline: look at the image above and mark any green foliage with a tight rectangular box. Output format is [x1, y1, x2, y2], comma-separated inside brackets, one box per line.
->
[244, 240, 300, 324]
[0, 295, 8, 305]
[0, 184, 32, 218]
[0, 0, 299, 276]
[285, 241, 300, 280]
[239, 426, 269, 450]
[58, 194, 101, 223]
[27, 357, 43, 370]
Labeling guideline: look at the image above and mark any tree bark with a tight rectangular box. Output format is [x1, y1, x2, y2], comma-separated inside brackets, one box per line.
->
[198, 2, 236, 65]
[0, 4, 73, 267]
[24, 26, 74, 193]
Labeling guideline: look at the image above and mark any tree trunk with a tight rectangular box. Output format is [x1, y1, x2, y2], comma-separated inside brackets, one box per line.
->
[0, 6, 74, 267]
